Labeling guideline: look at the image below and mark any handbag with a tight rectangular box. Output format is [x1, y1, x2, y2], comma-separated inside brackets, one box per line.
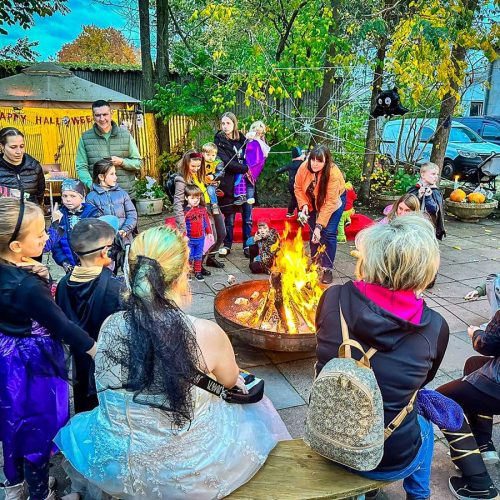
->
[192, 369, 264, 404]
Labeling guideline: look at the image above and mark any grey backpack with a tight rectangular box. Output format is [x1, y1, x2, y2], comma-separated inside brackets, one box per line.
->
[304, 305, 416, 471]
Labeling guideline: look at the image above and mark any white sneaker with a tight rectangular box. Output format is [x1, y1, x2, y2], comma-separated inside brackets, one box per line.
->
[218, 247, 228, 256]
[247, 197, 255, 205]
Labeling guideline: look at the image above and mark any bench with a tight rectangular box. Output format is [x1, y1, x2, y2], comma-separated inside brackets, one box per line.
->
[229, 439, 390, 500]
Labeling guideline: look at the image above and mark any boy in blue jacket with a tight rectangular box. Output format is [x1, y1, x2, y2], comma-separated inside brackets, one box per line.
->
[51, 179, 99, 272]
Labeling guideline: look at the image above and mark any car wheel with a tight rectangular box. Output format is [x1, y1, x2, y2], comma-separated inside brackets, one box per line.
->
[442, 160, 455, 180]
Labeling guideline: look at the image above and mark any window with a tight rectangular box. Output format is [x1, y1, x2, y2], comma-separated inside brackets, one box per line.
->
[449, 126, 483, 143]
[482, 123, 500, 141]
[419, 127, 434, 142]
[469, 101, 483, 116]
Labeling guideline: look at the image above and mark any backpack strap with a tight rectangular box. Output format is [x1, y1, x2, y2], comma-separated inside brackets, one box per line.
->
[339, 305, 377, 368]
[339, 305, 418, 440]
[384, 391, 418, 440]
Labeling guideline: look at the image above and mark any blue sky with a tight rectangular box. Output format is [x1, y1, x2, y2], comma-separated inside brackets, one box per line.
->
[0, 0, 138, 61]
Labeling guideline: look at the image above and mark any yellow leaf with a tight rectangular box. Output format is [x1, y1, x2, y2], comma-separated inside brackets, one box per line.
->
[453, 246, 462, 250]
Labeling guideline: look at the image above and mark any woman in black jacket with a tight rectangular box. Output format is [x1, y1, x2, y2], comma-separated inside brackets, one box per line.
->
[213, 112, 251, 257]
[315, 214, 498, 500]
[438, 311, 500, 465]
[0, 127, 45, 205]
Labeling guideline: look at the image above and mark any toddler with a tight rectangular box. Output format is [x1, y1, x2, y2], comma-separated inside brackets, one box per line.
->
[408, 162, 445, 240]
[234, 121, 270, 205]
[201, 142, 224, 215]
[51, 178, 100, 272]
[184, 184, 213, 282]
[86, 158, 138, 245]
[246, 221, 279, 274]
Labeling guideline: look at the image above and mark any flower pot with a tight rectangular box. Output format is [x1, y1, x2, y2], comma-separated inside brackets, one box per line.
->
[136, 197, 164, 216]
[444, 199, 498, 222]
[372, 193, 402, 208]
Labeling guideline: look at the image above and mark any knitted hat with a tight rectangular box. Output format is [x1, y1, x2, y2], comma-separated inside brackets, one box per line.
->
[61, 179, 86, 199]
[291, 146, 302, 159]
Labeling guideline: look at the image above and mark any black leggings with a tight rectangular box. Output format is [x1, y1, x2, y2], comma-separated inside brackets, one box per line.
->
[437, 356, 500, 448]
[7, 457, 49, 500]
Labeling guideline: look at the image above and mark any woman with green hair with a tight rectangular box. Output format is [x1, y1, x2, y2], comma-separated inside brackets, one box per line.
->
[55, 226, 289, 500]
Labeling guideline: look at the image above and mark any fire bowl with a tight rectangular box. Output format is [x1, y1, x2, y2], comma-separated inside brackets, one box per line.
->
[214, 280, 317, 352]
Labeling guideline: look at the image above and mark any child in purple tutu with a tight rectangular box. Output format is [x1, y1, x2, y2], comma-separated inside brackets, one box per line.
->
[233, 121, 270, 205]
[0, 197, 96, 500]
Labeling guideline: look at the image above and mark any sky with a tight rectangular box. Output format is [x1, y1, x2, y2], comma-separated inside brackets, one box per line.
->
[1, 0, 137, 61]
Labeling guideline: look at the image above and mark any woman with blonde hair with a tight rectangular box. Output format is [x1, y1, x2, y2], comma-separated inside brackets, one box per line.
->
[315, 214, 499, 500]
[55, 226, 289, 500]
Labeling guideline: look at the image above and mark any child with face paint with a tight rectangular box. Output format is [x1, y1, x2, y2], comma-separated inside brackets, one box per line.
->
[51, 178, 100, 273]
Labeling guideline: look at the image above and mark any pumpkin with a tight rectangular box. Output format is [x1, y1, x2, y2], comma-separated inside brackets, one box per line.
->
[450, 189, 466, 202]
[467, 192, 486, 204]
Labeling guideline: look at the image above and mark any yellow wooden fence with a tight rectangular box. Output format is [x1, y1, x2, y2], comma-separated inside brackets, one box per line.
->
[0, 107, 191, 181]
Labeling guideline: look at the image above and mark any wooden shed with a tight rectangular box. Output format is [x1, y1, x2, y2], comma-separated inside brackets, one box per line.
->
[0, 62, 160, 178]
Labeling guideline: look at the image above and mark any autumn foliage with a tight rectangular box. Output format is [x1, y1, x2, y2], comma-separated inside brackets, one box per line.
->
[57, 25, 140, 65]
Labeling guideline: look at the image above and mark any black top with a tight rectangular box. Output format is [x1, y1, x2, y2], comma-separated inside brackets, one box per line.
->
[465, 310, 500, 399]
[0, 262, 94, 354]
[277, 159, 302, 184]
[316, 282, 449, 472]
[56, 267, 125, 342]
[214, 131, 248, 214]
[0, 154, 45, 204]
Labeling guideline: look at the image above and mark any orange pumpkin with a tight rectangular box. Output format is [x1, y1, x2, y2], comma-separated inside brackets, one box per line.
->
[467, 192, 486, 204]
[449, 189, 466, 202]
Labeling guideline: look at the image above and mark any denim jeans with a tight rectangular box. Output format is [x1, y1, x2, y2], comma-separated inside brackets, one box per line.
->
[223, 202, 253, 249]
[357, 416, 434, 499]
[309, 191, 346, 269]
[206, 184, 218, 205]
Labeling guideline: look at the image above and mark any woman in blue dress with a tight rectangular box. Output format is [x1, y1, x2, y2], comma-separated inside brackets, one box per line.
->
[55, 226, 290, 500]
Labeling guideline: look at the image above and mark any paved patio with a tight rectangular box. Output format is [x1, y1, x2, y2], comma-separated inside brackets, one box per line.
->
[1, 211, 498, 498]
[177, 213, 500, 499]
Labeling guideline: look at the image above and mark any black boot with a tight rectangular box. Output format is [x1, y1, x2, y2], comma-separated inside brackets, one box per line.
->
[201, 266, 211, 276]
[206, 255, 225, 268]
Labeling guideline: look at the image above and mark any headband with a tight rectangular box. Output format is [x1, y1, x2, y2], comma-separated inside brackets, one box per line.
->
[189, 152, 203, 159]
[8, 192, 25, 244]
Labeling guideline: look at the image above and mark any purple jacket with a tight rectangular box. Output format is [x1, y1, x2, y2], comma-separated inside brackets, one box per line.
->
[245, 140, 267, 182]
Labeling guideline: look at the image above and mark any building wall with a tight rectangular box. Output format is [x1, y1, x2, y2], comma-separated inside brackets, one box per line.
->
[485, 58, 500, 115]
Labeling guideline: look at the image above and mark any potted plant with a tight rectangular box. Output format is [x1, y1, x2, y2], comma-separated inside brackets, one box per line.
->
[370, 166, 419, 208]
[445, 189, 498, 221]
[135, 176, 166, 216]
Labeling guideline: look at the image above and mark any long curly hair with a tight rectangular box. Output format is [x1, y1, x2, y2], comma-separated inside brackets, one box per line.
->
[101, 227, 204, 427]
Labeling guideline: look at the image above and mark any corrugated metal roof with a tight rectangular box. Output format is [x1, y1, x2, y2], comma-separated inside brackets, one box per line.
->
[0, 63, 140, 103]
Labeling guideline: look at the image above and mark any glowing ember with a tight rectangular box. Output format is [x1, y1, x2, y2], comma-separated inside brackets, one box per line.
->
[242, 222, 324, 334]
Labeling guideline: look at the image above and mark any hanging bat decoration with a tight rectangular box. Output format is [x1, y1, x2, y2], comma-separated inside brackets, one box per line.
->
[371, 87, 409, 118]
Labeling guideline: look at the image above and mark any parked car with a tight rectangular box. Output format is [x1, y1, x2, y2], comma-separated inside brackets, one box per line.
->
[380, 118, 500, 179]
[453, 116, 500, 145]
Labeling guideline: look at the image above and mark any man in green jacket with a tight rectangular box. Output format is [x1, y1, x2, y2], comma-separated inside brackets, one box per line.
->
[76, 100, 142, 198]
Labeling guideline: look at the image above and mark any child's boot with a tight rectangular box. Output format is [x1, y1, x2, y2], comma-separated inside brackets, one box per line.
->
[1, 481, 27, 500]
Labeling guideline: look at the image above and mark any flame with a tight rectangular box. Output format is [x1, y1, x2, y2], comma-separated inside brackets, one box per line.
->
[247, 223, 323, 334]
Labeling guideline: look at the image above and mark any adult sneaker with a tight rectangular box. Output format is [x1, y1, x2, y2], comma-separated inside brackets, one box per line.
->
[286, 212, 295, 218]
[480, 441, 499, 464]
[449, 477, 500, 499]
[219, 247, 230, 256]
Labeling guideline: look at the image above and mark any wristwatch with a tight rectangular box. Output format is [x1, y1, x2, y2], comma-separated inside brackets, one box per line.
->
[315, 224, 323, 231]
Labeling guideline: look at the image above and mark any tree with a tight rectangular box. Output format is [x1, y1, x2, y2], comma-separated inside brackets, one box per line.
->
[0, 0, 69, 60]
[57, 25, 140, 64]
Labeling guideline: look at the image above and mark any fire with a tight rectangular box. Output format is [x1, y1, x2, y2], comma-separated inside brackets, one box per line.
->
[249, 222, 324, 334]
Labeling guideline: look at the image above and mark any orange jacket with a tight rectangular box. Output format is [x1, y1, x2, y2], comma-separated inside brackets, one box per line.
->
[294, 162, 346, 227]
